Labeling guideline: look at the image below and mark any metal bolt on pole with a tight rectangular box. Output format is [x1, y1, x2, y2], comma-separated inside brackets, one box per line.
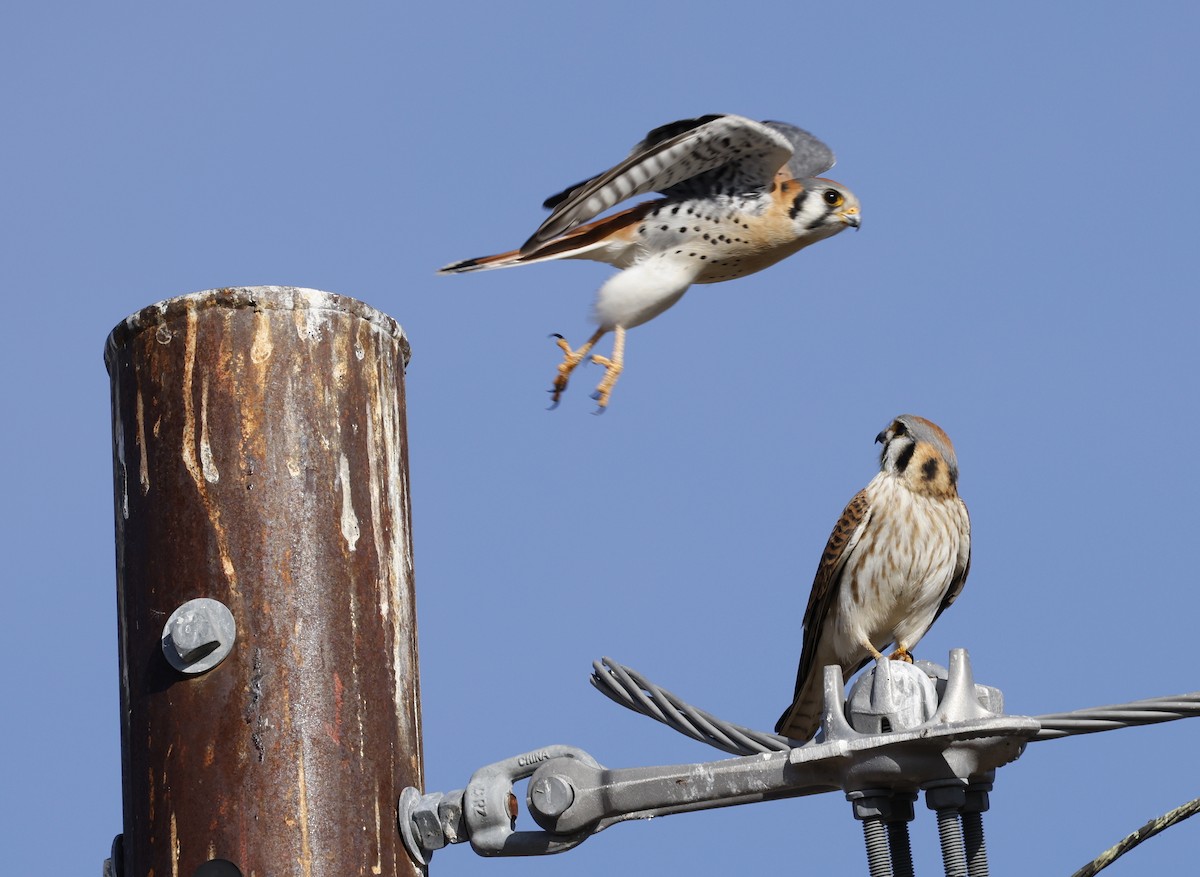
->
[162, 597, 236, 673]
[105, 287, 421, 877]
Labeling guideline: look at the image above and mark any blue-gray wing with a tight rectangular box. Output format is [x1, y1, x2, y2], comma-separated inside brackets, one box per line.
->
[524, 114, 795, 253]
[762, 121, 836, 180]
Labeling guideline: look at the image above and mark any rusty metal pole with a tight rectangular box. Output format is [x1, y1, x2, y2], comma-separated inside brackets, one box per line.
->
[104, 287, 422, 877]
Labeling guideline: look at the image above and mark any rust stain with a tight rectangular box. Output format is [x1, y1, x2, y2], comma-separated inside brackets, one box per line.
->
[250, 309, 273, 364]
[338, 453, 360, 551]
[179, 302, 240, 597]
[170, 810, 179, 877]
[327, 671, 344, 746]
[113, 383, 129, 520]
[199, 374, 220, 484]
[296, 757, 313, 877]
[370, 786, 383, 875]
[331, 323, 351, 390]
[136, 385, 149, 495]
[279, 665, 294, 736]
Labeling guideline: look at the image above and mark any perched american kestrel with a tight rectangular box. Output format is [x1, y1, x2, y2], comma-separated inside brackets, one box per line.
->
[775, 415, 972, 742]
[439, 114, 861, 409]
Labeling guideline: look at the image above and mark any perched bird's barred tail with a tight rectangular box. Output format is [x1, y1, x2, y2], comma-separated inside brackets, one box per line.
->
[775, 681, 824, 742]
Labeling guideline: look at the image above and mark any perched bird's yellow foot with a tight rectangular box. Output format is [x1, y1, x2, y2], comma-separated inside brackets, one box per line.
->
[548, 329, 605, 408]
[587, 327, 626, 412]
[887, 647, 914, 663]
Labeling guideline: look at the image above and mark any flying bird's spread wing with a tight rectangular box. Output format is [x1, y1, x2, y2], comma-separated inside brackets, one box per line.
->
[441, 113, 859, 409]
[524, 114, 803, 253]
[762, 120, 837, 182]
[793, 489, 872, 701]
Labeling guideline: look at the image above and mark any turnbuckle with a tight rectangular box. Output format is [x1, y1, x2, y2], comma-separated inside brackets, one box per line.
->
[399, 744, 601, 862]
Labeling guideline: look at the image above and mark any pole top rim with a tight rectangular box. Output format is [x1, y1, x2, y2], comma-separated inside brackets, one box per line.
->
[104, 286, 409, 371]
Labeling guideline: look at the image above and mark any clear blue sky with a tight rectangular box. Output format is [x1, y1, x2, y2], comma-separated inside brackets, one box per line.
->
[3, 3, 1197, 874]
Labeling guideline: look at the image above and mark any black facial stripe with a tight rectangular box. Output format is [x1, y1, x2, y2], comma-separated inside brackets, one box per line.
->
[806, 204, 835, 230]
[895, 442, 916, 473]
[921, 457, 939, 481]
[788, 189, 810, 220]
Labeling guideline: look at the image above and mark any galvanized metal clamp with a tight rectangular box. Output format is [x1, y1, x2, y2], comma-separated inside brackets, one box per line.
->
[399, 650, 1041, 867]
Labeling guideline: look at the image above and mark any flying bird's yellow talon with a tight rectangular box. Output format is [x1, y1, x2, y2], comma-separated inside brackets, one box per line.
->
[588, 326, 626, 410]
[548, 329, 605, 406]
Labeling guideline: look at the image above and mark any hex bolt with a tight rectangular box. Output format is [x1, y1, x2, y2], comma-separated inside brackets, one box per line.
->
[887, 820, 915, 877]
[926, 783, 969, 877]
[885, 792, 917, 877]
[171, 611, 220, 662]
[161, 598, 237, 674]
[104, 833, 124, 877]
[529, 774, 576, 820]
[961, 811, 989, 877]
[412, 806, 447, 852]
[849, 790, 897, 877]
[397, 787, 438, 866]
[438, 790, 466, 844]
[962, 782, 992, 877]
[860, 815, 892, 877]
[935, 808, 967, 877]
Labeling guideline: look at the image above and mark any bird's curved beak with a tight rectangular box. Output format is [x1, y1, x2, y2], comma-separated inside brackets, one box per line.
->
[839, 208, 861, 230]
[875, 430, 887, 445]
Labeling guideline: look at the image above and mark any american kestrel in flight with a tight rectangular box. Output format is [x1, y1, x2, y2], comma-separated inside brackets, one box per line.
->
[438, 114, 861, 409]
[775, 415, 972, 742]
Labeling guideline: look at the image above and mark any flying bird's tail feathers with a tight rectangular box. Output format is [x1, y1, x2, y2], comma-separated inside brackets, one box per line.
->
[438, 200, 660, 275]
[439, 248, 532, 274]
[438, 239, 608, 274]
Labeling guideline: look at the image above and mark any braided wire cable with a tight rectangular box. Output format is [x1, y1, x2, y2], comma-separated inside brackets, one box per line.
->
[591, 657, 1200, 756]
[1068, 795, 1200, 877]
[590, 658, 790, 755]
[1031, 693, 1200, 740]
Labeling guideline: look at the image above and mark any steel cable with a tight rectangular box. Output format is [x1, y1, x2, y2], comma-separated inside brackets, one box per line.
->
[591, 657, 1200, 756]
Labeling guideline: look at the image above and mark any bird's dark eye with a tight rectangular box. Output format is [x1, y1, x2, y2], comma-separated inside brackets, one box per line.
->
[823, 190, 844, 207]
